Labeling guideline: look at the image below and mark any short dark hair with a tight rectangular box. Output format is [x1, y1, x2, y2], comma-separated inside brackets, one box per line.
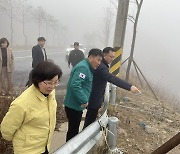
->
[103, 47, 114, 54]
[0, 38, 9, 47]
[74, 42, 79, 46]
[37, 37, 46, 41]
[32, 61, 63, 87]
[88, 48, 103, 57]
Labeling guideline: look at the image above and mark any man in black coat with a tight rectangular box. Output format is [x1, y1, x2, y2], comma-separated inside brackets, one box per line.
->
[26, 37, 47, 87]
[83, 47, 140, 128]
[68, 42, 85, 67]
[32, 37, 47, 68]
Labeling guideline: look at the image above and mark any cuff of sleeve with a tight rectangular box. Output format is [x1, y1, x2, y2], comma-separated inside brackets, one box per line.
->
[128, 85, 132, 91]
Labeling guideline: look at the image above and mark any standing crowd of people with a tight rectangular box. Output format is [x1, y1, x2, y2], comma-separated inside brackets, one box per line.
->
[0, 37, 140, 154]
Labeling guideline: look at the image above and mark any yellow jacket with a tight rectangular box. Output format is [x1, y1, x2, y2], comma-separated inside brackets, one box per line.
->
[0, 85, 57, 154]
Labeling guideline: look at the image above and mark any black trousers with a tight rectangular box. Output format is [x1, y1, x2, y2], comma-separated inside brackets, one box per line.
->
[65, 106, 83, 142]
[83, 107, 98, 129]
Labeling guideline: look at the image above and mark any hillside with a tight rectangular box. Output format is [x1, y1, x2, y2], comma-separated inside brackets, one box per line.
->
[109, 88, 180, 154]
[0, 83, 179, 154]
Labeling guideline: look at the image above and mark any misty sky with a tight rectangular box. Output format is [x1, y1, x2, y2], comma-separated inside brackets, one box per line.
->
[1, 0, 180, 99]
[28, 0, 113, 46]
[125, 0, 180, 99]
[22, 0, 180, 99]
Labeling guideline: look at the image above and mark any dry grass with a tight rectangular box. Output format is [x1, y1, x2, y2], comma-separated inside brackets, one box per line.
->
[107, 66, 180, 153]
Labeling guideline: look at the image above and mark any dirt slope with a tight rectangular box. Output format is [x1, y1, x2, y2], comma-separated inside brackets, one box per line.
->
[109, 89, 180, 154]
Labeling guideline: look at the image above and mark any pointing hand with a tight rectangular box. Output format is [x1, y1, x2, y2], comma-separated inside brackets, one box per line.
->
[130, 86, 141, 95]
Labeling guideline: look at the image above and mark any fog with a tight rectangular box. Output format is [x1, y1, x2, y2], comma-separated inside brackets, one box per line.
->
[0, 0, 180, 101]
[123, 0, 180, 100]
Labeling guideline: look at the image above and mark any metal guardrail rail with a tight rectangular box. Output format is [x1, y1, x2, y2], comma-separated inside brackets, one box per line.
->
[54, 80, 179, 154]
[53, 110, 109, 154]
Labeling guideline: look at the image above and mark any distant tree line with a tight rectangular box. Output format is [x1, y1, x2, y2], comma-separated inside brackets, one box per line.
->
[0, 0, 67, 48]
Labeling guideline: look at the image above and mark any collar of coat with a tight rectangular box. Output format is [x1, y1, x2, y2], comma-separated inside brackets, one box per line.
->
[37, 44, 44, 49]
[32, 85, 54, 102]
[102, 58, 109, 68]
[85, 58, 94, 72]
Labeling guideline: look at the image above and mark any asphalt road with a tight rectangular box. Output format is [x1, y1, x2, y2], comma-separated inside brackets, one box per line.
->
[13, 49, 70, 87]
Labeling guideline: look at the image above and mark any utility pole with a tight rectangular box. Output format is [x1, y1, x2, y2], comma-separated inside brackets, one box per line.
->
[113, 0, 129, 49]
[109, 0, 130, 106]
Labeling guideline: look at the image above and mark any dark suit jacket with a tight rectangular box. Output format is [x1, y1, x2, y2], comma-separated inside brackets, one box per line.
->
[88, 58, 132, 109]
[68, 49, 85, 67]
[32, 45, 47, 68]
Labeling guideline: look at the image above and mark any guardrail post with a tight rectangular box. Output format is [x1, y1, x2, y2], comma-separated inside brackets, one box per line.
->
[103, 82, 110, 112]
[110, 84, 117, 106]
[107, 116, 119, 150]
[109, 84, 117, 113]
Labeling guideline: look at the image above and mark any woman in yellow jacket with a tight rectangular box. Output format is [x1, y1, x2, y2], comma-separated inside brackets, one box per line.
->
[1, 61, 62, 154]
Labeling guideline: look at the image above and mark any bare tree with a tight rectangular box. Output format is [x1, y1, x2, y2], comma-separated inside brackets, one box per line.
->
[17, 0, 33, 47]
[44, 14, 53, 43]
[32, 6, 62, 47]
[33, 6, 46, 36]
[56, 24, 67, 48]
[125, 0, 143, 81]
[50, 17, 59, 47]
[0, 0, 20, 46]
[109, 0, 118, 10]
[98, 7, 114, 46]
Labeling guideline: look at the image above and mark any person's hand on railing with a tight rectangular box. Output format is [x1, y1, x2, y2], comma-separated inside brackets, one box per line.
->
[130, 86, 141, 95]
[81, 102, 88, 108]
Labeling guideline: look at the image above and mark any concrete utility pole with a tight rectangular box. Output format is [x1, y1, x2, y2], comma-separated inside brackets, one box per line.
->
[113, 0, 129, 48]
[109, 0, 130, 106]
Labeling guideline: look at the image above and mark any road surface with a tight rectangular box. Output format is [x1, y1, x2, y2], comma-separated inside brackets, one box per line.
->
[13, 48, 70, 87]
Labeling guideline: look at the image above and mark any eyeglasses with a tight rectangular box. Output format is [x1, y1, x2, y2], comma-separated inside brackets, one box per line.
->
[43, 81, 60, 87]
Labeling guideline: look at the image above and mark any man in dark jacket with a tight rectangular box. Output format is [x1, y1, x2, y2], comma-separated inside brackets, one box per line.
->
[32, 37, 47, 68]
[83, 47, 140, 128]
[64, 48, 103, 142]
[68, 42, 85, 67]
[26, 37, 47, 87]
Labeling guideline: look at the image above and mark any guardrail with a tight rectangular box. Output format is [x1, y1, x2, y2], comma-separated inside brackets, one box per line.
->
[54, 81, 179, 154]
[53, 110, 109, 154]
[53, 83, 121, 154]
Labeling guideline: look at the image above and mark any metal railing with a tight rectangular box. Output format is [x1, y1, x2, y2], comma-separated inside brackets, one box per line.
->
[53, 110, 109, 154]
[53, 84, 120, 154]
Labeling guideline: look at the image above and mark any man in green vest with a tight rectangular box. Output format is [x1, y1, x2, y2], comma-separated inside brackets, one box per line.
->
[64, 48, 103, 141]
